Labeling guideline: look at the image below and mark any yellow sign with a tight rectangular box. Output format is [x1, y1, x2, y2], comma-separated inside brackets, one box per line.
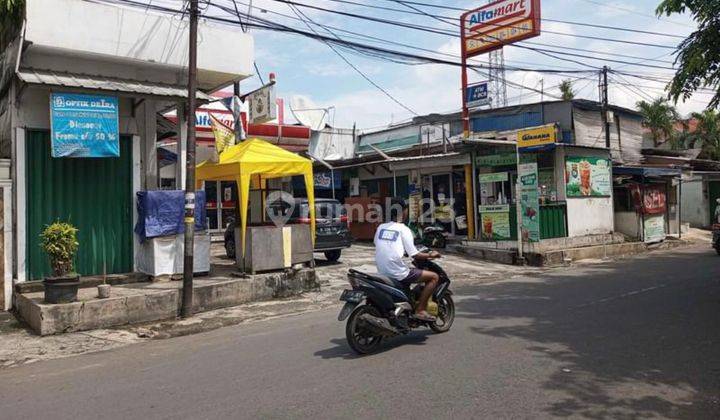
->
[517, 124, 557, 149]
[465, 19, 535, 57]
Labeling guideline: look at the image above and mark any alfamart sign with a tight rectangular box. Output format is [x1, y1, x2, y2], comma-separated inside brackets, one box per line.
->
[461, 0, 541, 58]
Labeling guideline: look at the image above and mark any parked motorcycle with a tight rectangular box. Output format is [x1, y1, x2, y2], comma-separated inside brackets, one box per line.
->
[338, 250, 455, 355]
[409, 221, 448, 249]
[713, 224, 720, 256]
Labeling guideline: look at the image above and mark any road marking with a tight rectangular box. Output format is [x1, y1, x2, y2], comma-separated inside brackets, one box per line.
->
[572, 284, 668, 309]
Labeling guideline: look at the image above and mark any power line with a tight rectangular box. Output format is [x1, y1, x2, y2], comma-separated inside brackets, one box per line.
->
[268, 0, 679, 51]
[286, 3, 419, 116]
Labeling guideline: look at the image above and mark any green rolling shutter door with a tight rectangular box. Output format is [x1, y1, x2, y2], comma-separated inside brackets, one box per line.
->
[26, 130, 133, 280]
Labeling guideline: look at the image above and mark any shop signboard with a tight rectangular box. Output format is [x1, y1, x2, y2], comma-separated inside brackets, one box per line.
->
[50, 92, 119, 157]
[246, 83, 277, 124]
[313, 171, 342, 190]
[479, 205, 510, 240]
[629, 184, 666, 215]
[565, 157, 611, 197]
[476, 153, 516, 167]
[478, 172, 508, 183]
[461, 0, 542, 58]
[466, 82, 490, 108]
[519, 162, 540, 242]
[517, 124, 557, 150]
[643, 214, 666, 243]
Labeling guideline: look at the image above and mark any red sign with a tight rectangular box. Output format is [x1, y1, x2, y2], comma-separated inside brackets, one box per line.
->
[629, 184, 666, 215]
[461, 0, 541, 58]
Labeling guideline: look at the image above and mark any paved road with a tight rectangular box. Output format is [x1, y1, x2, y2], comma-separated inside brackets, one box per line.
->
[2, 246, 719, 419]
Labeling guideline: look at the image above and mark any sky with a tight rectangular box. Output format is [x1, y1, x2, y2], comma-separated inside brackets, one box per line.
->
[198, 0, 713, 130]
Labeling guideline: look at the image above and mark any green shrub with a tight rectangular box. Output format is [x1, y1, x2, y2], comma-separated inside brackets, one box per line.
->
[40, 222, 79, 277]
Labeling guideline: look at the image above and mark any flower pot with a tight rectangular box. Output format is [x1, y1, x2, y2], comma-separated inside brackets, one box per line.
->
[43, 275, 80, 304]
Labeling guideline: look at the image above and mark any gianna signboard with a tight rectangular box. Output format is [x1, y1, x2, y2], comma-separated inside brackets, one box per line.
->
[461, 0, 541, 58]
[50, 93, 119, 158]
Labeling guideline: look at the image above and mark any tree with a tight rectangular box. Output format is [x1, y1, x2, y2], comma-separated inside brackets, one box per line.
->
[656, 0, 720, 109]
[637, 98, 680, 147]
[0, 0, 24, 49]
[691, 109, 720, 160]
[559, 79, 575, 101]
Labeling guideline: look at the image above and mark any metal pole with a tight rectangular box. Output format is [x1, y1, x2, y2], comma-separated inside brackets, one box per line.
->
[181, 0, 199, 319]
[516, 145, 524, 262]
[461, 47, 470, 138]
[471, 151, 479, 240]
[602, 66, 611, 149]
[331, 168, 336, 200]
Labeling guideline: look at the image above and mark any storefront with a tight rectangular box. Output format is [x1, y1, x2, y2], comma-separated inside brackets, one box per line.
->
[468, 124, 615, 246]
[613, 167, 681, 242]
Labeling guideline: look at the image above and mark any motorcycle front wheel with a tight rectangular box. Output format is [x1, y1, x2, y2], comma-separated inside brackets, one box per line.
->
[345, 305, 384, 355]
[429, 295, 455, 333]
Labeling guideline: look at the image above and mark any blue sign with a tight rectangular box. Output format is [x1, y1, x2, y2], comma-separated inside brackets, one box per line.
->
[50, 93, 120, 157]
[466, 82, 490, 108]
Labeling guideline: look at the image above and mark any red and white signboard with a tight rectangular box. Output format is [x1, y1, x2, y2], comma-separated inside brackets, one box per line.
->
[461, 0, 541, 58]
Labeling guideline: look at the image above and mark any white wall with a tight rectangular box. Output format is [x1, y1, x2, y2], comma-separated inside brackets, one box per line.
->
[567, 198, 614, 237]
[681, 176, 709, 227]
[615, 211, 641, 240]
[25, 0, 254, 90]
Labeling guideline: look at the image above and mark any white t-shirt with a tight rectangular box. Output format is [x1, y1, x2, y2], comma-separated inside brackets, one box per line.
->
[374, 222, 419, 280]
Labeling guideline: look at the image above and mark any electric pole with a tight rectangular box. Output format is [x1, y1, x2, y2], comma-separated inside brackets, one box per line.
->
[600, 66, 610, 149]
[181, 0, 199, 319]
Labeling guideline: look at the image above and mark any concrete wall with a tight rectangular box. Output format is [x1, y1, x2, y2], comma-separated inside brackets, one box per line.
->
[560, 146, 615, 237]
[25, 0, 254, 91]
[615, 211, 641, 240]
[681, 176, 709, 227]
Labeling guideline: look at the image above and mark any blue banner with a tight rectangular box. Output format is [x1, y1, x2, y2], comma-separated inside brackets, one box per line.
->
[50, 93, 120, 157]
[466, 82, 489, 108]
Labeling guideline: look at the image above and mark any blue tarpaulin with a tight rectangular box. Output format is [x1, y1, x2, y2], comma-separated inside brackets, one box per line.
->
[134, 190, 207, 241]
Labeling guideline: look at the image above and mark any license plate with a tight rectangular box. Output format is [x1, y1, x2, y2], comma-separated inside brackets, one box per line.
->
[339, 289, 364, 303]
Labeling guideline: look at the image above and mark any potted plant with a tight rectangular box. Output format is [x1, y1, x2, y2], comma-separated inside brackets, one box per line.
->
[40, 221, 80, 304]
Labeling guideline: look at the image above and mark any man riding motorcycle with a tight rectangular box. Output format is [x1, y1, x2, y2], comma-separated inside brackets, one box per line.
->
[374, 198, 441, 322]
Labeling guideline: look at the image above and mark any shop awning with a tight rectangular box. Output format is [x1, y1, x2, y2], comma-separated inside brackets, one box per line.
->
[388, 152, 470, 171]
[613, 166, 682, 178]
[17, 68, 213, 100]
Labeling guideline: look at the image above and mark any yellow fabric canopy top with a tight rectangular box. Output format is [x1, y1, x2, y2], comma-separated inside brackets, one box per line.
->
[195, 138, 315, 256]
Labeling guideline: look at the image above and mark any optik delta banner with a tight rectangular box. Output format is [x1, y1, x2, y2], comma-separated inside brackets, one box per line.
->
[565, 157, 611, 197]
[519, 162, 540, 242]
[50, 93, 119, 157]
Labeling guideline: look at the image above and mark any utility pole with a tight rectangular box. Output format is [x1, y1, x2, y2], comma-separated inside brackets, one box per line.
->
[600, 66, 611, 149]
[181, 0, 199, 319]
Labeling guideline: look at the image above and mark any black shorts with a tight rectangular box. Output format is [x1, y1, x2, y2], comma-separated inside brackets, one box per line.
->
[401, 268, 424, 284]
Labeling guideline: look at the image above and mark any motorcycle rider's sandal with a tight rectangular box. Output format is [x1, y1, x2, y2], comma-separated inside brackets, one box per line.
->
[413, 311, 436, 322]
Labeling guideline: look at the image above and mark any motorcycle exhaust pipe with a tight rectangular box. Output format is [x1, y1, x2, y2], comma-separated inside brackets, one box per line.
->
[359, 313, 398, 337]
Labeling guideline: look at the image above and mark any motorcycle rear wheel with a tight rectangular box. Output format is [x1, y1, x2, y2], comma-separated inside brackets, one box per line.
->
[429, 295, 455, 333]
[346, 305, 384, 355]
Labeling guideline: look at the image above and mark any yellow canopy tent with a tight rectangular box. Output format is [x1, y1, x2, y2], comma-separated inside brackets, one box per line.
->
[195, 138, 315, 257]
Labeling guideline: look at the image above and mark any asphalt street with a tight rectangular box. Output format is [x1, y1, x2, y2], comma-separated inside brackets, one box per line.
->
[1, 246, 719, 419]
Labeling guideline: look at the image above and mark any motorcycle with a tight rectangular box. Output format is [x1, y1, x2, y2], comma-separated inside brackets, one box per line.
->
[713, 224, 720, 256]
[408, 221, 448, 249]
[338, 250, 455, 354]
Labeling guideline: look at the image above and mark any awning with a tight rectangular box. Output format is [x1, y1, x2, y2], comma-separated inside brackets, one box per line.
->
[613, 166, 682, 178]
[389, 152, 470, 171]
[17, 68, 213, 100]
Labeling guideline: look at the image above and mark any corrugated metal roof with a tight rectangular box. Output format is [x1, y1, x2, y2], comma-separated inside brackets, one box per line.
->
[17, 68, 212, 100]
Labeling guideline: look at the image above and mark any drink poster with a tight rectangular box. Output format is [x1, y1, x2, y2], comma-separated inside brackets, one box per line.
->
[519, 162, 540, 242]
[479, 205, 510, 240]
[643, 214, 666, 243]
[565, 157, 611, 197]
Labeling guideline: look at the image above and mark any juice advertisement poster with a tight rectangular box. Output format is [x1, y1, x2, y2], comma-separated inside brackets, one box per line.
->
[565, 157, 611, 197]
